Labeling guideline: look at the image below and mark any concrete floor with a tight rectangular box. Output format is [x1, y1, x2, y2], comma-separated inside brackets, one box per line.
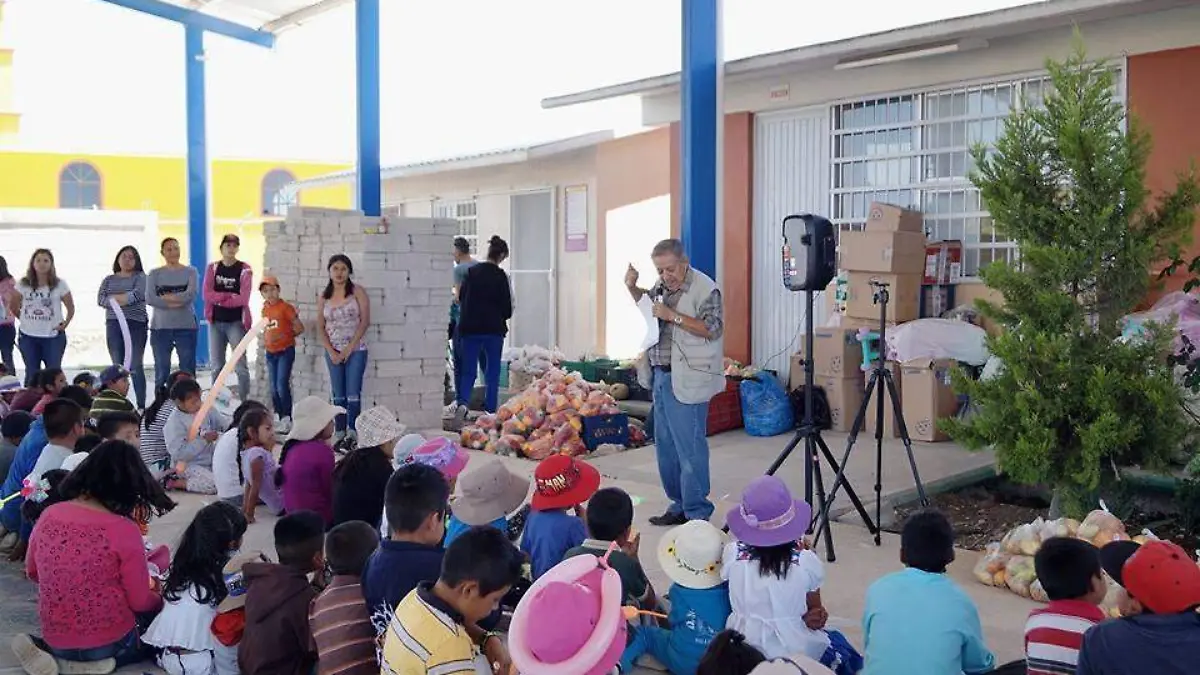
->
[0, 429, 1031, 675]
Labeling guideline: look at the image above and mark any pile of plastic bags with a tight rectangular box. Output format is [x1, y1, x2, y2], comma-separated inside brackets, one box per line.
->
[504, 345, 567, 376]
[460, 368, 647, 460]
[972, 510, 1153, 615]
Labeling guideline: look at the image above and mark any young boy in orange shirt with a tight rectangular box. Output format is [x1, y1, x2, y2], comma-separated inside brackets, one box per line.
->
[260, 276, 303, 432]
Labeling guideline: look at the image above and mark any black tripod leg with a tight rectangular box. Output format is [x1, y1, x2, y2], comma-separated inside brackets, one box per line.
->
[815, 434, 876, 535]
[765, 430, 804, 478]
[883, 370, 930, 506]
[808, 439, 836, 563]
[814, 370, 881, 548]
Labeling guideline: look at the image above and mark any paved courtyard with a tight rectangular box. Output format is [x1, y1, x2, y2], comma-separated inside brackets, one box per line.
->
[0, 429, 1031, 675]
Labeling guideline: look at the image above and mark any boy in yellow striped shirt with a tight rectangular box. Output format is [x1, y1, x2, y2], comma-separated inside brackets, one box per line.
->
[381, 526, 523, 675]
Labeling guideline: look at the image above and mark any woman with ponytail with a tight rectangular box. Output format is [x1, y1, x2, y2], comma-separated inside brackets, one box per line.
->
[454, 235, 512, 415]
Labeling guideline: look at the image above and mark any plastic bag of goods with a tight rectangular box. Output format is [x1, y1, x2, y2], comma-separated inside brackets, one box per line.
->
[972, 543, 1012, 587]
[1000, 520, 1043, 556]
[1038, 517, 1080, 541]
[1004, 555, 1037, 598]
[1030, 578, 1050, 603]
[1077, 510, 1128, 547]
[1099, 575, 1125, 618]
[739, 374, 795, 437]
[522, 437, 556, 460]
[460, 427, 490, 451]
[884, 318, 989, 366]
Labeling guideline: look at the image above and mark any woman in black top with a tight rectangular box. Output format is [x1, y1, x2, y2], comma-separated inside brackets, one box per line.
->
[455, 235, 512, 414]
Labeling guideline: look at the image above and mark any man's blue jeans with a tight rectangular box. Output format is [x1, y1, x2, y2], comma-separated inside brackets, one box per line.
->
[106, 319, 148, 408]
[457, 334, 504, 412]
[265, 346, 295, 417]
[325, 349, 367, 431]
[209, 321, 250, 400]
[652, 369, 714, 520]
[150, 328, 198, 388]
[17, 332, 66, 387]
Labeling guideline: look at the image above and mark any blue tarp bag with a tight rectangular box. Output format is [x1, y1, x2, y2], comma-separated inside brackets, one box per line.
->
[739, 373, 795, 437]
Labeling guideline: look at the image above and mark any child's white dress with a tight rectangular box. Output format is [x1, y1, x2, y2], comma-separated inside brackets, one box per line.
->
[142, 584, 238, 675]
[722, 541, 831, 661]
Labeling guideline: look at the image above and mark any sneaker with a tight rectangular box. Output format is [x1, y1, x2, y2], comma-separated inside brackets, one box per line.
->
[55, 658, 116, 675]
[11, 634, 58, 675]
[442, 402, 459, 420]
[277, 416, 292, 435]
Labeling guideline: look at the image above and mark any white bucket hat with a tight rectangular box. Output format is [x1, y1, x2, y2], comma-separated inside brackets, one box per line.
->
[286, 396, 345, 441]
[356, 406, 406, 449]
[657, 519, 728, 590]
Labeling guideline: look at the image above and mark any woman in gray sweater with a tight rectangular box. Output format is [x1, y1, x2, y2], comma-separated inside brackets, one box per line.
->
[98, 245, 149, 408]
[146, 237, 199, 390]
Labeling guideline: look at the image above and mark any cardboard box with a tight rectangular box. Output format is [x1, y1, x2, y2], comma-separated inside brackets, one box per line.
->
[867, 202, 925, 234]
[861, 362, 903, 438]
[816, 373, 865, 433]
[900, 358, 960, 442]
[843, 272, 921, 323]
[924, 240, 964, 284]
[921, 285, 952, 318]
[796, 327, 865, 379]
[840, 230, 927, 275]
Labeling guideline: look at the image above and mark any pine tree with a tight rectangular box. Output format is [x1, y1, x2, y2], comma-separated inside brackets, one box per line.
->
[942, 36, 1200, 517]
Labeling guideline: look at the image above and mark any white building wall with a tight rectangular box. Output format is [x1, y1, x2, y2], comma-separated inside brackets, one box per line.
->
[641, 4, 1200, 125]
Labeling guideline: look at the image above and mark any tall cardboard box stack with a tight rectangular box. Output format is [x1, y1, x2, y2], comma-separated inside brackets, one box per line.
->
[900, 359, 960, 442]
[837, 203, 926, 437]
[258, 206, 454, 431]
[790, 326, 865, 432]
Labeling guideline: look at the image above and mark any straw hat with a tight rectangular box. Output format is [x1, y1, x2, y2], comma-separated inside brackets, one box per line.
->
[725, 475, 812, 548]
[451, 458, 530, 525]
[355, 406, 406, 449]
[286, 396, 345, 441]
[658, 520, 728, 590]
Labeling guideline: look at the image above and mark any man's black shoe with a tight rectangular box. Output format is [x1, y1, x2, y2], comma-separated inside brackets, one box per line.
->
[648, 511, 688, 527]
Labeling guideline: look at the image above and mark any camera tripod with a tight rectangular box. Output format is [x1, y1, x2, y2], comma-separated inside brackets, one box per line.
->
[760, 287, 876, 563]
[813, 280, 929, 550]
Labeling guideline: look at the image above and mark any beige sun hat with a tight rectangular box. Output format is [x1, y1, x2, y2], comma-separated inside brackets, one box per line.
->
[286, 396, 345, 441]
[355, 406, 406, 449]
[450, 458, 531, 526]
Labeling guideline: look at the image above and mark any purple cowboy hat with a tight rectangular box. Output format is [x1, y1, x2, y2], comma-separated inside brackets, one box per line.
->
[725, 475, 812, 547]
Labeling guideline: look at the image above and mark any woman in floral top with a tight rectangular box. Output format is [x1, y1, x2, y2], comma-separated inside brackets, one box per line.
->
[316, 254, 370, 439]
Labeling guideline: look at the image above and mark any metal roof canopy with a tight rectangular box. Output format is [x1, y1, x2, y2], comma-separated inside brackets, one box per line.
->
[542, 0, 1194, 109]
[99, 0, 351, 44]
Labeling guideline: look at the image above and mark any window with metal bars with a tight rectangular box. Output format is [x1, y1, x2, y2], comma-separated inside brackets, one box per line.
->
[434, 198, 479, 253]
[59, 161, 103, 210]
[829, 70, 1123, 277]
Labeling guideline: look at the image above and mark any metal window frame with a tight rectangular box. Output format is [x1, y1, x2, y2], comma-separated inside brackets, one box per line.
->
[59, 161, 104, 210]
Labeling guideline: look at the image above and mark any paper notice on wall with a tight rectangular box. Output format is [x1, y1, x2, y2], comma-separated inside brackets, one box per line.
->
[639, 296, 659, 351]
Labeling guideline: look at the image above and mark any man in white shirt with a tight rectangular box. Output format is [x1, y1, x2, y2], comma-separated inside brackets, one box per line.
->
[25, 398, 85, 483]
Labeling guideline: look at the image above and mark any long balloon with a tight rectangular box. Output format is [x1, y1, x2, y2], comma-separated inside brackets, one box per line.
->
[108, 297, 133, 371]
[187, 318, 269, 444]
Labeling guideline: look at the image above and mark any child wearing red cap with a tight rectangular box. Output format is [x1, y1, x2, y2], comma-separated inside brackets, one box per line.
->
[521, 455, 601, 580]
[1076, 539, 1200, 674]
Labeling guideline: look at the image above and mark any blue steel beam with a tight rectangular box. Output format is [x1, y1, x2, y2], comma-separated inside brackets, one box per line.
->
[186, 24, 211, 368]
[97, 0, 275, 47]
[355, 0, 382, 217]
[680, 0, 720, 280]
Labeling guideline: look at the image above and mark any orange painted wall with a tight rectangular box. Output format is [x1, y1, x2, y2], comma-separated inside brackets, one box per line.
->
[669, 112, 755, 363]
[1128, 46, 1200, 296]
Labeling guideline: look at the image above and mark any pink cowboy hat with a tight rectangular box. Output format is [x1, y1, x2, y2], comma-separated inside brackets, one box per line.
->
[508, 552, 626, 675]
[402, 436, 470, 478]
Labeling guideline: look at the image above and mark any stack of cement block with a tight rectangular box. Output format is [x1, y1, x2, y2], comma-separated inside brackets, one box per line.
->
[256, 206, 455, 431]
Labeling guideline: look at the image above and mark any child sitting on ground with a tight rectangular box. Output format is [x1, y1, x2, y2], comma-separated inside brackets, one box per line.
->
[72, 372, 98, 397]
[697, 630, 835, 675]
[63, 411, 139, 471]
[332, 406, 406, 529]
[310, 521, 380, 675]
[566, 486, 655, 609]
[381, 526, 522, 675]
[239, 510, 325, 675]
[90, 365, 137, 422]
[1024, 537, 1106, 675]
[362, 463, 449, 633]
[236, 408, 281, 524]
[29, 368, 66, 416]
[522, 454, 599, 579]
[620, 519, 732, 675]
[446, 457, 530, 547]
[164, 379, 229, 495]
[378, 436, 470, 536]
[725, 476, 861, 674]
[143, 501, 248, 675]
[861, 509, 994, 675]
[213, 400, 268, 507]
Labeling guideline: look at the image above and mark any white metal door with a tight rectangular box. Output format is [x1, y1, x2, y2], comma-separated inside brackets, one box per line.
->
[752, 107, 830, 379]
[508, 190, 556, 348]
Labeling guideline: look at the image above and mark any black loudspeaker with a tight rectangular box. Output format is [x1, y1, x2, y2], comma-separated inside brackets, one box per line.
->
[781, 214, 837, 292]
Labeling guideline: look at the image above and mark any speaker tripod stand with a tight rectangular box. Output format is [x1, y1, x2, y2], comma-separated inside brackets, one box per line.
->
[760, 287, 876, 563]
[813, 280, 929, 550]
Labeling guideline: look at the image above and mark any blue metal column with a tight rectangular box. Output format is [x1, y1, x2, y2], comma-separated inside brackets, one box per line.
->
[680, 0, 721, 279]
[355, 0, 381, 217]
[186, 25, 210, 368]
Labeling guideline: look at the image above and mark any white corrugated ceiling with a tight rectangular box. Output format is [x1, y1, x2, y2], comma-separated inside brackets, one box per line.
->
[174, 0, 351, 33]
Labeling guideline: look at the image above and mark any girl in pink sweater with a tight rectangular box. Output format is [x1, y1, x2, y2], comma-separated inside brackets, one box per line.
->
[13, 439, 177, 674]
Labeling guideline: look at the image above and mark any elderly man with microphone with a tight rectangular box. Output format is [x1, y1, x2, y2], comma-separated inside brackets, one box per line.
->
[626, 238, 726, 526]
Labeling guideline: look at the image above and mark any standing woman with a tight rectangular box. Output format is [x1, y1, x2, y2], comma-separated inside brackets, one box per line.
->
[202, 234, 252, 401]
[98, 246, 149, 409]
[0, 256, 16, 375]
[7, 249, 74, 387]
[456, 235, 512, 414]
[146, 238, 199, 389]
[316, 254, 370, 440]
